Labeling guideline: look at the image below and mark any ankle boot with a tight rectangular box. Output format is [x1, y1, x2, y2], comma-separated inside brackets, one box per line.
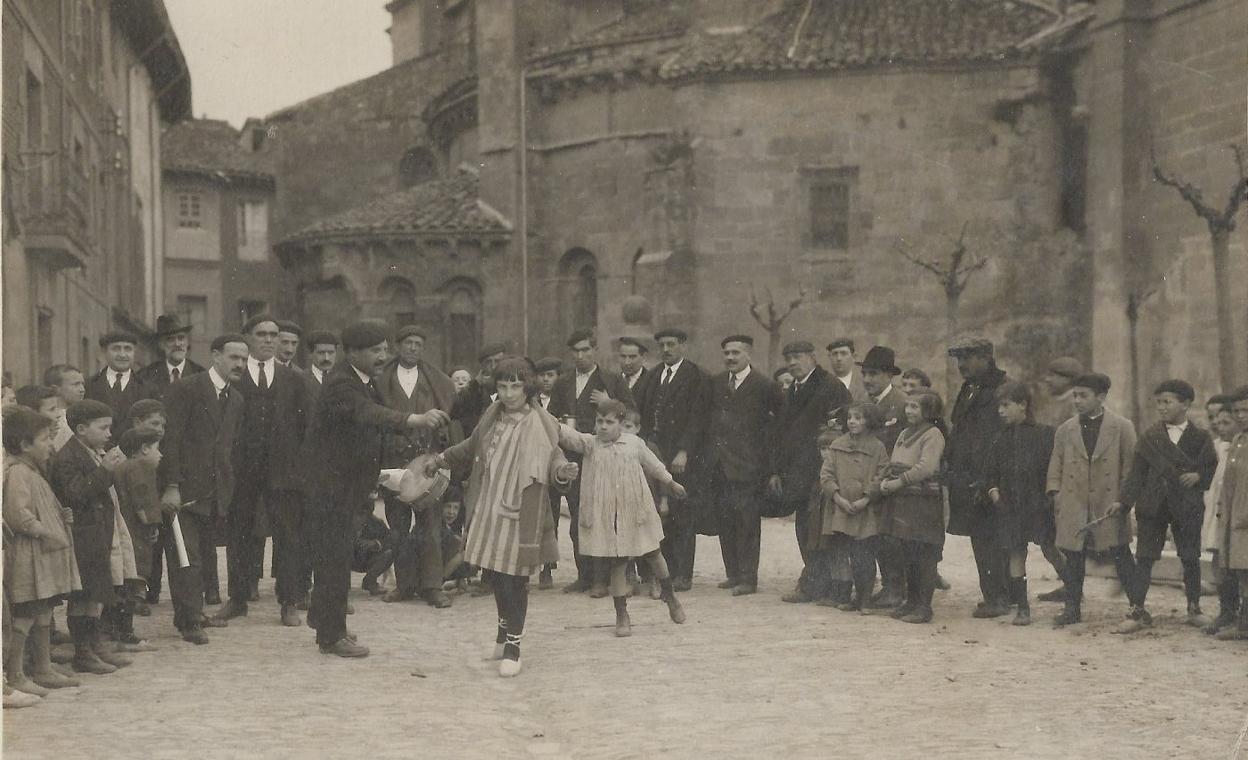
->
[29, 625, 79, 689]
[661, 582, 686, 624]
[613, 596, 632, 637]
[1215, 604, 1248, 641]
[89, 620, 131, 669]
[70, 618, 116, 675]
[4, 628, 49, 697]
[1054, 583, 1082, 627]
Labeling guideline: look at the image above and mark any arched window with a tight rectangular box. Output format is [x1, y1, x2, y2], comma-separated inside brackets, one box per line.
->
[445, 282, 481, 370]
[398, 147, 436, 189]
[559, 248, 598, 335]
[379, 276, 417, 327]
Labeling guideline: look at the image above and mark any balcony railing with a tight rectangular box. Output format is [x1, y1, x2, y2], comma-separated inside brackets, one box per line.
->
[14, 150, 96, 269]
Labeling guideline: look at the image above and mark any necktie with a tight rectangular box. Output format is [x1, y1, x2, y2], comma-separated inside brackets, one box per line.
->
[218, 385, 230, 415]
[662, 367, 672, 385]
[731, 373, 739, 391]
[258, 362, 268, 391]
[111, 373, 121, 392]
[171, 367, 181, 382]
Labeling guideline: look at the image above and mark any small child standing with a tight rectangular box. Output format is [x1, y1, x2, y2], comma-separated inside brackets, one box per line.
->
[3, 408, 82, 696]
[557, 399, 687, 636]
[1119, 379, 1218, 631]
[985, 381, 1055, 626]
[820, 403, 889, 612]
[621, 408, 668, 600]
[878, 392, 947, 624]
[1204, 397, 1240, 635]
[113, 427, 164, 639]
[534, 357, 563, 589]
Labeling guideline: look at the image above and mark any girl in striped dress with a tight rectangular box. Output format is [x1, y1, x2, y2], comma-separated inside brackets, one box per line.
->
[432, 357, 578, 677]
[557, 399, 687, 637]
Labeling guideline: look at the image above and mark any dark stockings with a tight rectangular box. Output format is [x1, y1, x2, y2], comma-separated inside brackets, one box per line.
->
[491, 573, 529, 661]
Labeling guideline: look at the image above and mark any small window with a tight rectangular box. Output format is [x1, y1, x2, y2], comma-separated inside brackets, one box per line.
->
[810, 182, 849, 249]
[176, 295, 208, 335]
[237, 200, 268, 260]
[177, 193, 202, 229]
[398, 147, 436, 189]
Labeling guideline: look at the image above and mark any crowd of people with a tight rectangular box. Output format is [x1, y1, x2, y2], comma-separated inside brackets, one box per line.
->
[3, 310, 1247, 705]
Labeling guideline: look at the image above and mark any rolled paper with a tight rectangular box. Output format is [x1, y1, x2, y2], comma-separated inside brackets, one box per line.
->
[171, 513, 191, 569]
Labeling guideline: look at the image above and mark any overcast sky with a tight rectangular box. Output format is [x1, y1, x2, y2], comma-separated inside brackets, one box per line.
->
[165, 1, 393, 126]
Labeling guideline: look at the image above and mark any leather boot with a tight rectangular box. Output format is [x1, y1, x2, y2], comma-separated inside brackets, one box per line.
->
[69, 618, 115, 675]
[1053, 587, 1082, 627]
[28, 625, 79, 689]
[614, 597, 632, 637]
[1215, 604, 1248, 641]
[91, 622, 132, 669]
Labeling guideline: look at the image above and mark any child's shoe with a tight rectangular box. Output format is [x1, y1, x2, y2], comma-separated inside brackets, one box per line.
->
[499, 657, 522, 677]
[1185, 604, 1212, 629]
[665, 594, 686, 624]
[538, 567, 553, 590]
[1012, 607, 1032, 626]
[614, 610, 632, 638]
[1112, 606, 1152, 634]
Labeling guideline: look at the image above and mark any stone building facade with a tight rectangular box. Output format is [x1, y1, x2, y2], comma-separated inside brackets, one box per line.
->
[2, 0, 190, 384]
[270, 0, 1247, 414]
[161, 118, 286, 365]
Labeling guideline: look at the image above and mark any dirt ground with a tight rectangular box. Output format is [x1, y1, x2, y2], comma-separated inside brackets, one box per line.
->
[4, 519, 1246, 759]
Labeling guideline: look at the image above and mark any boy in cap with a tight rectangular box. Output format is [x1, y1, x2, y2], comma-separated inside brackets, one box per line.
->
[1119, 379, 1218, 630]
[1046, 373, 1145, 628]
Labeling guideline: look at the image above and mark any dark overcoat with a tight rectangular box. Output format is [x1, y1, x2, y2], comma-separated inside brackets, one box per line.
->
[1121, 421, 1217, 524]
[158, 371, 245, 519]
[770, 365, 850, 508]
[944, 366, 1009, 537]
[137, 358, 205, 401]
[49, 437, 117, 604]
[984, 420, 1055, 548]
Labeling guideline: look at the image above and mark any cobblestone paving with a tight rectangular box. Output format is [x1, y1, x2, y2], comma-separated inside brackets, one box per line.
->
[5, 521, 1246, 759]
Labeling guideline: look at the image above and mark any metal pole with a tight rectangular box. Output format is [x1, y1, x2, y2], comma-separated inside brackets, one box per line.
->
[519, 64, 529, 354]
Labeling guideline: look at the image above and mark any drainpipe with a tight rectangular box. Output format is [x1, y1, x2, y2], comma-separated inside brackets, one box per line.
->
[519, 64, 529, 354]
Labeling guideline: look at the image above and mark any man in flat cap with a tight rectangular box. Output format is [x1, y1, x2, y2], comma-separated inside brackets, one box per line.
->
[451, 342, 508, 443]
[944, 336, 1013, 619]
[549, 328, 635, 595]
[299, 320, 450, 657]
[636, 328, 710, 592]
[86, 330, 153, 438]
[376, 325, 457, 607]
[138, 313, 204, 401]
[774, 341, 851, 604]
[213, 314, 312, 627]
[704, 335, 781, 596]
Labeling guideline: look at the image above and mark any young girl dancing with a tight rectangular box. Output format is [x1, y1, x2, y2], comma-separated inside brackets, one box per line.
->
[557, 399, 687, 637]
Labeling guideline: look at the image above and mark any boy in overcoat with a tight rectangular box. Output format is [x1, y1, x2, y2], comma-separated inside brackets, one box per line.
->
[1120, 379, 1218, 631]
[1045, 373, 1144, 627]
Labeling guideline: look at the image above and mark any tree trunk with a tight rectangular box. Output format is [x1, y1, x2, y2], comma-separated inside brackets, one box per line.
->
[1211, 228, 1237, 391]
[1127, 293, 1142, 425]
[945, 292, 960, 403]
[768, 329, 781, 375]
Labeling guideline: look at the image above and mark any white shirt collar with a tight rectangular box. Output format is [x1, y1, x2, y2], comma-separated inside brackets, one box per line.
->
[106, 368, 131, 388]
[874, 384, 894, 403]
[576, 365, 596, 379]
[795, 367, 816, 385]
[311, 366, 325, 383]
[1166, 420, 1189, 431]
[732, 365, 752, 384]
[663, 359, 684, 375]
[246, 356, 275, 386]
[207, 366, 228, 392]
[396, 362, 420, 377]
[167, 359, 187, 374]
[836, 369, 853, 386]
[351, 365, 372, 384]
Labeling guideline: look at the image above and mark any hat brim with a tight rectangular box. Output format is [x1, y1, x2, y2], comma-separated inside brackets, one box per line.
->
[156, 327, 193, 338]
[857, 362, 901, 376]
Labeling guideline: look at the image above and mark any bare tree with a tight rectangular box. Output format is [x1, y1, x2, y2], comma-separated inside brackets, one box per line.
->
[1152, 144, 1248, 390]
[748, 285, 806, 372]
[894, 222, 991, 400]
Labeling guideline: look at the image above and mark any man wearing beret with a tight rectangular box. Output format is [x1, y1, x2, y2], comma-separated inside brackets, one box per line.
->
[213, 315, 313, 628]
[376, 325, 457, 607]
[304, 330, 339, 391]
[300, 320, 450, 657]
[703, 334, 781, 596]
[275, 320, 306, 375]
[944, 336, 1013, 618]
[549, 328, 635, 595]
[85, 331, 153, 437]
[636, 328, 710, 592]
[774, 341, 851, 604]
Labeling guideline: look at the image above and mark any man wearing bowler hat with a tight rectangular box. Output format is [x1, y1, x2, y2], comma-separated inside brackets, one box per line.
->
[704, 334, 781, 596]
[299, 320, 449, 657]
[774, 340, 851, 604]
[857, 345, 909, 608]
[85, 330, 153, 437]
[944, 336, 1013, 618]
[138, 313, 205, 400]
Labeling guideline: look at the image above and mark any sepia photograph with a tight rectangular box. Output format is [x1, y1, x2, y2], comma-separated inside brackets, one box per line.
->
[0, 0, 1246, 757]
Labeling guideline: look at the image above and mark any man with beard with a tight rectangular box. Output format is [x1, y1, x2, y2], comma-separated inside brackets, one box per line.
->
[158, 334, 248, 644]
[944, 337, 1013, 618]
[138, 314, 204, 400]
[376, 326, 457, 607]
[774, 341, 851, 604]
[299, 320, 449, 657]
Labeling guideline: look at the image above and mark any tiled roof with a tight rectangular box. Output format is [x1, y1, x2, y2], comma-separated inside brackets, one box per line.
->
[162, 119, 273, 181]
[278, 170, 511, 247]
[660, 0, 1064, 80]
[529, 0, 689, 61]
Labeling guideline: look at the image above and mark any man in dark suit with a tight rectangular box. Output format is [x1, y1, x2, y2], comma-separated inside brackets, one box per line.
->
[858, 346, 910, 608]
[636, 327, 708, 592]
[549, 328, 636, 595]
[299, 320, 449, 658]
[305, 330, 338, 391]
[158, 334, 248, 644]
[451, 343, 507, 442]
[85, 331, 152, 437]
[617, 336, 649, 393]
[137, 313, 206, 606]
[376, 325, 457, 607]
[704, 335, 781, 596]
[213, 315, 312, 627]
[137, 313, 205, 399]
[773, 341, 851, 604]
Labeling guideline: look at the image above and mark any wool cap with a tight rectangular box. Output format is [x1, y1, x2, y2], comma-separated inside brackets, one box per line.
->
[478, 342, 508, 361]
[534, 357, 563, 373]
[276, 320, 303, 337]
[782, 340, 816, 356]
[340, 320, 390, 350]
[1046, 356, 1084, 379]
[305, 330, 338, 348]
[1071, 372, 1112, 396]
[210, 333, 248, 352]
[654, 327, 688, 342]
[721, 334, 754, 348]
[395, 325, 426, 343]
[617, 336, 648, 353]
[66, 399, 114, 431]
[241, 314, 279, 334]
[98, 331, 138, 348]
[947, 335, 994, 357]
